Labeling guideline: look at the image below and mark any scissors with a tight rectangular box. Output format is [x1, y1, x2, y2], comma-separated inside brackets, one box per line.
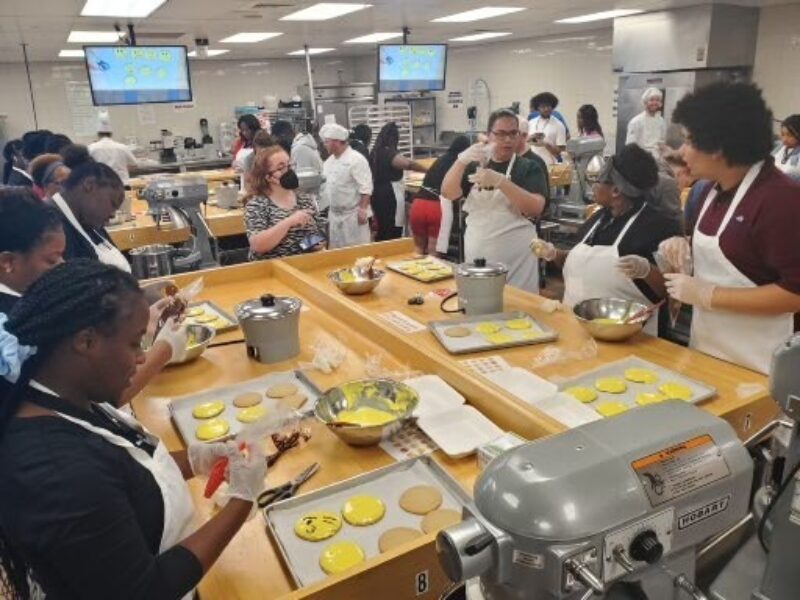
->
[258, 462, 320, 509]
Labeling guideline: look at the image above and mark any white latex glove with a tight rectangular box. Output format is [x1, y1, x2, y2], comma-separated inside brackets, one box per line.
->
[468, 167, 505, 189]
[187, 442, 228, 478]
[530, 238, 557, 261]
[140, 280, 177, 305]
[155, 317, 189, 362]
[658, 236, 692, 274]
[664, 273, 716, 309]
[226, 441, 268, 503]
[457, 142, 489, 166]
[617, 255, 651, 279]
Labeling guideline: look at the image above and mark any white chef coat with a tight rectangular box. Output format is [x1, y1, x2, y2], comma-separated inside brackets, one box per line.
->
[322, 146, 373, 249]
[626, 112, 667, 156]
[88, 137, 138, 183]
[528, 116, 567, 166]
[773, 145, 800, 181]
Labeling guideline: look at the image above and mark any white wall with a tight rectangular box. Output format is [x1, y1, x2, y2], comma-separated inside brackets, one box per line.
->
[0, 56, 361, 145]
[752, 3, 800, 122]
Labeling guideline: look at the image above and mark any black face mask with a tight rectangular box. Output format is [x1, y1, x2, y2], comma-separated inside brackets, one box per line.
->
[279, 169, 299, 190]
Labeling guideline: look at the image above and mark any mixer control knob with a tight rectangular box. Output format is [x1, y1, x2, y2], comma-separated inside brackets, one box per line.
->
[629, 530, 663, 564]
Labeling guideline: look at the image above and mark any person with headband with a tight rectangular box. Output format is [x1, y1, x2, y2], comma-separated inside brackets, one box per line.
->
[533, 144, 682, 335]
[626, 87, 667, 157]
[773, 114, 800, 181]
[28, 153, 70, 200]
[442, 108, 547, 293]
[658, 82, 800, 374]
[0, 260, 267, 600]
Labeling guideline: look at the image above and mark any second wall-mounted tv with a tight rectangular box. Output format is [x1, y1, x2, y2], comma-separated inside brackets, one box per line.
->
[84, 45, 192, 106]
[378, 44, 447, 93]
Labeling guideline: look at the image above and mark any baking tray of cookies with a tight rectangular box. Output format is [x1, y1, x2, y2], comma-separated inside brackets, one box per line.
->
[184, 300, 238, 333]
[428, 311, 559, 354]
[263, 455, 471, 587]
[168, 370, 320, 444]
[551, 355, 717, 418]
[386, 257, 454, 283]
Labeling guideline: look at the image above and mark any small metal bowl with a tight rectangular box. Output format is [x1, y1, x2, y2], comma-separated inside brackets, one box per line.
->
[314, 378, 419, 446]
[328, 267, 385, 295]
[169, 323, 216, 365]
[573, 297, 649, 342]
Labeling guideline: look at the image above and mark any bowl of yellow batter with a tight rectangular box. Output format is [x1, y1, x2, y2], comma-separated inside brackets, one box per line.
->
[328, 268, 386, 295]
[314, 378, 419, 446]
[572, 298, 649, 342]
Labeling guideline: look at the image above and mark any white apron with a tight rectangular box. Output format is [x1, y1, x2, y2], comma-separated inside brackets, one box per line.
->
[51, 193, 131, 273]
[464, 155, 540, 293]
[690, 161, 794, 374]
[29, 381, 196, 599]
[12, 166, 34, 183]
[325, 156, 370, 249]
[562, 206, 658, 336]
[436, 195, 454, 254]
[392, 179, 406, 230]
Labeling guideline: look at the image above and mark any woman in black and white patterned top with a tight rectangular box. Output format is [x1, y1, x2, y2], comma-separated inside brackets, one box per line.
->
[244, 146, 327, 260]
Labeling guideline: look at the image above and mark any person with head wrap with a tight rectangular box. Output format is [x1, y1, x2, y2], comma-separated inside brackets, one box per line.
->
[773, 114, 800, 181]
[626, 87, 667, 157]
[319, 123, 373, 248]
[533, 144, 682, 335]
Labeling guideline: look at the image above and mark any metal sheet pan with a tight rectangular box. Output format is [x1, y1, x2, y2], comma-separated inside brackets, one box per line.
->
[263, 456, 471, 588]
[185, 300, 238, 333]
[428, 311, 559, 354]
[168, 371, 321, 444]
[386, 257, 454, 283]
[551, 355, 717, 415]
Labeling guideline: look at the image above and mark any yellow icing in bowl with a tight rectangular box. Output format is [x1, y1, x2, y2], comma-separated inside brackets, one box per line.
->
[336, 407, 396, 427]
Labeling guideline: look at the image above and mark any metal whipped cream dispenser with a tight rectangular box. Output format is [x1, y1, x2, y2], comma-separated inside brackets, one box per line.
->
[441, 258, 508, 316]
[236, 294, 302, 364]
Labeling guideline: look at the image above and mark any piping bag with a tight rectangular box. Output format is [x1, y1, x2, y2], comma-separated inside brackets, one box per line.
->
[204, 405, 312, 498]
[154, 277, 205, 339]
[654, 250, 692, 328]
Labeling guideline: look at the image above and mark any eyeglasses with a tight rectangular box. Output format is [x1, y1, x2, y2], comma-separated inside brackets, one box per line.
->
[268, 161, 296, 176]
[490, 130, 520, 140]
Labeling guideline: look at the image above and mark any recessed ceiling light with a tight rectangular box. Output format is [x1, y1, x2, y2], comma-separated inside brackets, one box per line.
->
[556, 9, 643, 24]
[539, 35, 597, 44]
[59, 49, 86, 58]
[433, 7, 525, 23]
[67, 30, 121, 43]
[450, 32, 512, 42]
[188, 49, 230, 57]
[281, 3, 371, 21]
[220, 32, 283, 43]
[344, 32, 403, 44]
[287, 48, 335, 55]
[81, 0, 167, 18]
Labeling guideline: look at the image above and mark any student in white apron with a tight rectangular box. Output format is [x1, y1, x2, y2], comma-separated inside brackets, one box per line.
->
[0, 261, 267, 600]
[534, 144, 682, 335]
[773, 114, 800, 182]
[51, 147, 130, 271]
[441, 109, 548, 293]
[659, 82, 800, 374]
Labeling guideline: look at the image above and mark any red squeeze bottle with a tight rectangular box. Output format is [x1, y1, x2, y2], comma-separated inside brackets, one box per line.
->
[203, 443, 245, 498]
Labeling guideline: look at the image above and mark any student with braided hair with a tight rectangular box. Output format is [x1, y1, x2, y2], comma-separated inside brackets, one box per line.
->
[0, 260, 267, 600]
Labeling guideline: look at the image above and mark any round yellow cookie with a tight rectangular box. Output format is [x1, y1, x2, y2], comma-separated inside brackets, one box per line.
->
[192, 401, 225, 419]
[659, 382, 693, 401]
[475, 322, 501, 335]
[379, 527, 423, 553]
[517, 330, 542, 341]
[484, 332, 514, 345]
[625, 368, 660, 384]
[294, 511, 342, 542]
[194, 313, 217, 324]
[443, 326, 471, 338]
[595, 401, 629, 417]
[399, 485, 443, 515]
[209, 318, 229, 329]
[267, 383, 299, 399]
[186, 307, 205, 318]
[195, 418, 230, 441]
[565, 386, 598, 404]
[421, 509, 462, 534]
[636, 392, 668, 406]
[319, 541, 366, 575]
[341, 495, 386, 526]
[401, 265, 422, 274]
[595, 377, 627, 394]
[237, 405, 267, 423]
[505, 319, 532, 330]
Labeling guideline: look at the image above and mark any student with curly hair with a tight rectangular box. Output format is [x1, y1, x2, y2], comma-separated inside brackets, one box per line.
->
[534, 144, 682, 335]
[528, 92, 567, 165]
[659, 82, 800, 373]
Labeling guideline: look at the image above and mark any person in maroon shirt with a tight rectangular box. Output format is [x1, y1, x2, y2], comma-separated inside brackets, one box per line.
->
[658, 82, 800, 374]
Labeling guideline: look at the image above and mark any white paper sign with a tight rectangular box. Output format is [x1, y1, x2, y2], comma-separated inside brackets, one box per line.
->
[65, 81, 99, 137]
[137, 104, 156, 125]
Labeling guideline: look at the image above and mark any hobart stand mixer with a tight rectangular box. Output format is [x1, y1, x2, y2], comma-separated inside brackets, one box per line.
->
[437, 401, 754, 600]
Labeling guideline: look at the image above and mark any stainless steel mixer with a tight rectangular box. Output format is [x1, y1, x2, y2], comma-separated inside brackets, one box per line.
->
[437, 401, 753, 599]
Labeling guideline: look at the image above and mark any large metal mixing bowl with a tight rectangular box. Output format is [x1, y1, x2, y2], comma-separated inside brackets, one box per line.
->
[573, 297, 649, 342]
[328, 267, 386, 295]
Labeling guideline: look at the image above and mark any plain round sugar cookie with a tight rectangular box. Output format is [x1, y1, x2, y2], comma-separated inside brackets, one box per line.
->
[399, 485, 443, 515]
[443, 326, 471, 338]
[379, 527, 423, 552]
[266, 382, 299, 398]
[421, 509, 462, 534]
[233, 392, 262, 408]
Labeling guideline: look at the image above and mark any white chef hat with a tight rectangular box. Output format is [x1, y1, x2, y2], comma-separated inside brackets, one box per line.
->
[97, 111, 112, 134]
[517, 115, 529, 134]
[642, 87, 663, 103]
[319, 123, 349, 141]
